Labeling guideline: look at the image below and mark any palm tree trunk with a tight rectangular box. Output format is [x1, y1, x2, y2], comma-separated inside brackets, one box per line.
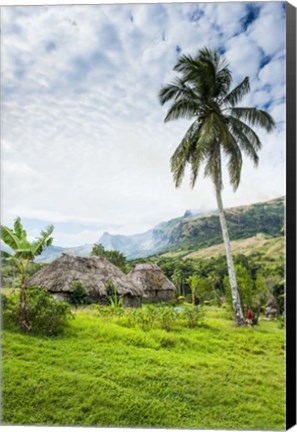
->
[215, 184, 245, 326]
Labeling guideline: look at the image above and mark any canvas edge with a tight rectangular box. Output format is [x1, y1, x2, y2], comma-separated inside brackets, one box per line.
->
[286, 1, 297, 430]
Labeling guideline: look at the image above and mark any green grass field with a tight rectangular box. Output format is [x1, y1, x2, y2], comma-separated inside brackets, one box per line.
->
[2, 306, 285, 430]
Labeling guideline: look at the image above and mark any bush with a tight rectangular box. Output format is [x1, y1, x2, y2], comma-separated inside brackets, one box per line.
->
[68, 280, 91, 306]
[2, 293, 19, 330]
[155, 306, 178, 332]
[180, 305, 204, 328]
[105, 280, 123, 309]
[134, 306, 156, 331]
[3, 288, 74, 336]
[26, 288, 74, 335]
[185, 294, 192, 304]
[1, 293, 10, 309]
[168, 298, 178, 307]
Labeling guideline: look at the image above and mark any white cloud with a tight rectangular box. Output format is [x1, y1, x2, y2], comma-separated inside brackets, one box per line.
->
[1, 3, 286, 247]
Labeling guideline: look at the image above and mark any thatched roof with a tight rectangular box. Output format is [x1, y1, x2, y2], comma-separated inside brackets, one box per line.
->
[26, 254, 142, 297]
[127, 264, 175, 293]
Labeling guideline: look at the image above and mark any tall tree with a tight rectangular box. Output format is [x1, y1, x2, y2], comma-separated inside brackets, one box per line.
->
[159, 48, 275, 325]
[91, 243, 127, 273]
[1, 217, 54, 329]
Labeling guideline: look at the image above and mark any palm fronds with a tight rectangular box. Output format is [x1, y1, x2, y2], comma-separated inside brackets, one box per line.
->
[224, 77, 250, 107]
[230, 107, 276, 132]
[159, 46, 275, 190]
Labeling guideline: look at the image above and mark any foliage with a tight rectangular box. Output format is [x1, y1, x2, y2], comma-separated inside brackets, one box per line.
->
[186, 274, 212, 304]
[105, 280, 123, 309]
[180, 305, 204, 328]
[141, 250, 284, 316]
[2, 293, 19, 330]
[1, 217, 54, 262]
[224, 264, 253, 311]
[68, 280, 91, 307]
[159, 48, 274, 192]
[3, 306, 285, 430]
[170, 261, 195, 296]
[224, 264, 277, 323]
[272, 279, 285, 314]
[91, 243, 127, 273]
[1, 217, 54, 329]
[155, 306, 178, 332]
[3, 288, 73, 336]
[112, 304, 204, 332]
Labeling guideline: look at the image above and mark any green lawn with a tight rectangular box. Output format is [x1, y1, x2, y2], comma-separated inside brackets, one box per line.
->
[2, 306, 285, 429]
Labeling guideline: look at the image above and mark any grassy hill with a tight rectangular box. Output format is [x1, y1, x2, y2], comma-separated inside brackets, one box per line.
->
[162, 234, 284, 265]
[3, 307, 285, 430]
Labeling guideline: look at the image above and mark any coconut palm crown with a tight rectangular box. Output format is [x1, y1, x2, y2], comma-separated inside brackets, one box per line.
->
[159, 47, 275, 325]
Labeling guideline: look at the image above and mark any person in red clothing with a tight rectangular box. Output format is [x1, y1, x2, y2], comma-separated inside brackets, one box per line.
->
[246, 306, 253, 325]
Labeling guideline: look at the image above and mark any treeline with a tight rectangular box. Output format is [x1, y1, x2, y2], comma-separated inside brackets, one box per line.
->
[129, 252, 284, 318]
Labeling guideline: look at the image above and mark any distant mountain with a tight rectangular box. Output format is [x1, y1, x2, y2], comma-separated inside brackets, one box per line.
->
[34, 196, 284, 262]
[35, 244, 93, 263]
[99, 197, 284, 259]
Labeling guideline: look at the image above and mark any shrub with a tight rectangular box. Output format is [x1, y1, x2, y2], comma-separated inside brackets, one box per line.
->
[168, 298, 178, 307]
[3, 288, 73, 336]
[180, 305, 204, 328]
[155, 306, 178, 332]
[2, 293, 19, 330]
[105, 280, 123, 309]
[1, 293, 9, 309]
[68, 280, 91, 306]
[26, 288, 74, 335]
[185, 294, 192, 304]
[117, 308, 137, 328]
[135, 306, 156, 331]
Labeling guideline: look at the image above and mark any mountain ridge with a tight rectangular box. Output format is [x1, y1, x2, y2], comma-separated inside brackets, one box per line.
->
[33, 196, 284, 262]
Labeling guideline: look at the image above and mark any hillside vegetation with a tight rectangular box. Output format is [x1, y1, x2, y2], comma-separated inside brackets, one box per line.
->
[3, 307, 285, 430]
[164, 197, 284, 253]
[162, 234, 284, 264]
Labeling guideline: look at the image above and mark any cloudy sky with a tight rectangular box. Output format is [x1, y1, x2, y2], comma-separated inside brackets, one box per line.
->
[1, 2, 286, 247]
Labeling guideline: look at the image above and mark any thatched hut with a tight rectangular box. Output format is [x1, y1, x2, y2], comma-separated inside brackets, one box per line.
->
[127, 264, 175, 301]
[26, 254, 142, 307]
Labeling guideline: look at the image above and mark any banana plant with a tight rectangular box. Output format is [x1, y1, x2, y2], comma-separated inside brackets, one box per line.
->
[1, 217, 54, 329]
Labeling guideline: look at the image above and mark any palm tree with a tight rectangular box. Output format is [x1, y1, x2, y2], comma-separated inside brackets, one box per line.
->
[1, 217, 54, 329]
[159, 48, 275, 326]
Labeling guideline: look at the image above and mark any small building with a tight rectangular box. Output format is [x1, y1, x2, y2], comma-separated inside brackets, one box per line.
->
[26, 254, 142, 307]
[127, 264, 175, 301]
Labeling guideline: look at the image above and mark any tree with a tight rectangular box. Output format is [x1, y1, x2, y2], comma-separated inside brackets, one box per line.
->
[171, 261, 194, 296]
[159, 48, 275, 325]
[1, 217, 54, 329]
[187, 274, 211, 305]
[91, 243, 127, 273]
[224, 264, 253, 312]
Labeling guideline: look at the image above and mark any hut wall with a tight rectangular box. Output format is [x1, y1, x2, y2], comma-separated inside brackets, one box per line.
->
[143, 289, 174, 301]
[155, 289, 174, 300]
[123, 294, 142, 308]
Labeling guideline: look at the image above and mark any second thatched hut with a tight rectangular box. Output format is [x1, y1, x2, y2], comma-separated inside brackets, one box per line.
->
[26, 254, 142, 307]
[127, 264, 175, 301]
